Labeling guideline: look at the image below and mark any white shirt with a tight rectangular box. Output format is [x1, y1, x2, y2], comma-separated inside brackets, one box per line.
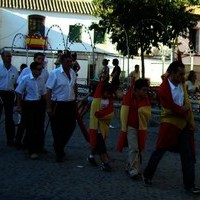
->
[15, 73, 46, 101]
[46, 66, 77, 101]
[185, 80, 199, 94]
[101, 99, 109, 109]
[17, 66, 49, 84]
[168, 79, 184, 106]
[0, 63, 19, 91]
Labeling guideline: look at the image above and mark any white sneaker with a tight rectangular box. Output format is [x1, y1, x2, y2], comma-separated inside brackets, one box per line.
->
[129, 169, 139, 178]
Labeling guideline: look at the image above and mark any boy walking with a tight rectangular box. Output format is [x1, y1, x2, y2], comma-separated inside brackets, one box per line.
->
[117, 79, 151, 178]
[88, 81, 114, 171]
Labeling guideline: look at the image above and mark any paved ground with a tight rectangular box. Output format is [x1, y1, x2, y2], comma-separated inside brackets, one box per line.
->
[0, 107, 200, 200]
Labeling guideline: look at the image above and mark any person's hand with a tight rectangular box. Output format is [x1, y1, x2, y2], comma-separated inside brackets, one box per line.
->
[46, 108, 53, 117]
[116, 131, 127, 152]
[181, 104, 190, 112]
[15, 106, 22, 114]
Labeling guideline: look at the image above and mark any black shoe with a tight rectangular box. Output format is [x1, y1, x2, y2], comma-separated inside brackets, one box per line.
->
[87, 156, 98, 166]
[100, 162, 112, 172]
[143, 176, 152, 187]
[185, 187, 200, 195]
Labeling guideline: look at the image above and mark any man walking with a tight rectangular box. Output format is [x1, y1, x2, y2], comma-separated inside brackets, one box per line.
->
[46, 53, 77, 162]
[0, 51, 19, 146]
[143, 61, 200, 195]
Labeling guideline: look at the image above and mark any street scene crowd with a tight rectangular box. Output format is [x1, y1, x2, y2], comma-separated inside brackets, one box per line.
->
[0, 50, 200, 199]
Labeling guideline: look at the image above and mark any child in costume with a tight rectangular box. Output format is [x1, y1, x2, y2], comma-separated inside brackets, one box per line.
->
[87, 80, 114, 171]
[117, 79, 151, 178]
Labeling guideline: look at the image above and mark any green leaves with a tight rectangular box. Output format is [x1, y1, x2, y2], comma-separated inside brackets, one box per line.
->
[91, 0, 199, 56]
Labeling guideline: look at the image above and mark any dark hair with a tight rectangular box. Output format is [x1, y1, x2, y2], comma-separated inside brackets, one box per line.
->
[60, 53, 72, 61]
[187, 70, 196, 81]
[103, 82, 114, 94]
[30, 61, 41, 70]
[167, 61, 185, 74]
[1, 50, 11, 58]
[20, 63, 28, 71]
[63, 50, 71, 57]
[34, 52, 45, 60]
[102, 59, 109, 65]
[57, 50, 63, 54]
[134, 78, 149, 90]
[113, 58, 119, 65]
[71, 52, 77, 60]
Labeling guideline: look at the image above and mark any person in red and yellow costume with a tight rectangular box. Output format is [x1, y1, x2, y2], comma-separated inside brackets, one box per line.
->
[117, 78, 151, 178]
[143, 61, 200, 195]
[87, 80, 114, 172]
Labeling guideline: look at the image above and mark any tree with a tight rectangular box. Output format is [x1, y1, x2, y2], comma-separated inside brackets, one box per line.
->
[91, 0, 200, 78]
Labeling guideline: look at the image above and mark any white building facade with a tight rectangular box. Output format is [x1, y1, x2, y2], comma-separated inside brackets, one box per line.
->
[0, 0, 200, 85]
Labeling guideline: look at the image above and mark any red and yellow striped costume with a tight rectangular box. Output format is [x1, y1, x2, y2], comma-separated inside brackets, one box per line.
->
[156, 79, 195, 155]
[89, 81, 114, 147]
[117, 87, 151, 151]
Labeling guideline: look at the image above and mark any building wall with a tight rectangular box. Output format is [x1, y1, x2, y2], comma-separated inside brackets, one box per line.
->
[0, 8, 199, 85]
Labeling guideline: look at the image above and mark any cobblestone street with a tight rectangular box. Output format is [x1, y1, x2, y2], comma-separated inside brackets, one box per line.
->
[0, 110, 200, 200]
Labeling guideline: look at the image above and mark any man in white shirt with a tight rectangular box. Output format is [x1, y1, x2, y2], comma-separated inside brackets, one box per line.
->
[17, 52, 48, 85]
[46, 53, 77, 162]
[143, 61, 200, 195]
[15, 61, 46, 159]
[0, 51, 19, 146]
[15, 52, 48, 150]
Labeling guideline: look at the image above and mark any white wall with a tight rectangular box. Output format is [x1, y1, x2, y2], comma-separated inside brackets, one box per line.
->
[0, 8, 118, 55]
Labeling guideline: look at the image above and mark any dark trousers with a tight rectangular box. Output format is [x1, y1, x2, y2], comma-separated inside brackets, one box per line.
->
[0, 91, 15, 145]
[143, 129, 195, 189]
[92, 133, 107, 155]
[15, 110, 27, 146]
[50, 101, 76, 158]
[23, 100, 45, 154]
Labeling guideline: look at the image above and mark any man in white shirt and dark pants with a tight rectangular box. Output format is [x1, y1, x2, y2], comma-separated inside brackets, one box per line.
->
[46, 53, 77, 162]
[15, 61, 46, 159]
[15, 52, 48, 151]
[0, 51, 19, 146]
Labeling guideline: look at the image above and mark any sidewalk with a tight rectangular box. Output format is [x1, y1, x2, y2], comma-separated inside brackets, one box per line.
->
[0, 111, 199, 200]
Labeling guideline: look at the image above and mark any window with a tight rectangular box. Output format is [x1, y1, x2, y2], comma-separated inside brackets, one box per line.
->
[28, 15, 45, 36]
[94, 29, 105, 44]
[69, 25, 82, 43]
[189, 29, 198, 52]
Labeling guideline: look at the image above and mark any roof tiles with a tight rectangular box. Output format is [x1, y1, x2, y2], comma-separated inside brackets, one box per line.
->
[0, 0, 95, 15]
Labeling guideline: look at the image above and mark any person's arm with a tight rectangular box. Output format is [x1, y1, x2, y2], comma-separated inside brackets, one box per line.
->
[16, 93, 23, 114]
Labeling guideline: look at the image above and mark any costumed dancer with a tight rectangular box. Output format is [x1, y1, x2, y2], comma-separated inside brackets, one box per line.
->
[87, 80, 114, 172]
[117, 78, 151, 178]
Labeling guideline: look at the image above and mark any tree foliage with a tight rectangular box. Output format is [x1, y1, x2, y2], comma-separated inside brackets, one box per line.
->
[91, 0, 200, 57]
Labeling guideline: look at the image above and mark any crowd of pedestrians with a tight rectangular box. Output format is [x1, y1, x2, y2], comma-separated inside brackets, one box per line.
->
[0, 50, 199, 195]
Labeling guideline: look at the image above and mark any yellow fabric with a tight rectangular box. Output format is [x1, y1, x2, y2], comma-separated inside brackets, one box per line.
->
[89, 97, 114, 138]
[120, 105, 129, 132]
[89, 98, 101, 130]
[138, 106, 151, 130]
[99, 114, 114, 138]
[161, 84, 195, 130]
